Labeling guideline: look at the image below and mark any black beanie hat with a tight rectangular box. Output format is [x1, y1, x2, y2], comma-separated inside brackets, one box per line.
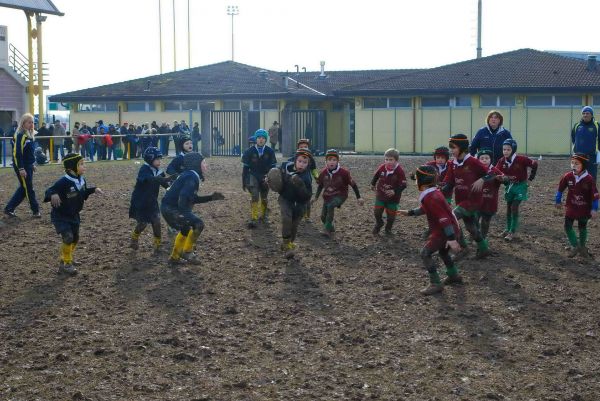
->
[63, 153, 83, 175]
[415, 164, 438, 187]
[449, 133, 469, 152]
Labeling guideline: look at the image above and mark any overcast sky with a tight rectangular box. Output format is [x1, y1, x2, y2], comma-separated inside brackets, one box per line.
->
[1, 0, 599, 96]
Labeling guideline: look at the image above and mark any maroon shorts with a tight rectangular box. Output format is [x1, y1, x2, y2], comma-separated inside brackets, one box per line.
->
[425, 232, 447, 253]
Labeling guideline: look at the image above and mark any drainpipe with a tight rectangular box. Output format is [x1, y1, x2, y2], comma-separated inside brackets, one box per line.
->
[393, 108, 397, 149]
[371, 108, 374, 154]
[412, 97, 416, 153]
[525, 106, 528, 154]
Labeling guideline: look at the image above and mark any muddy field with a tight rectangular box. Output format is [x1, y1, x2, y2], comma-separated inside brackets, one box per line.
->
[0, 155, 599, 401]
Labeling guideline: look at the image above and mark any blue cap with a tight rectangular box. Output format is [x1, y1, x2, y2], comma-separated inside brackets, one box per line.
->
[253, 129, 268, 139]
[582, 106, 594, 115]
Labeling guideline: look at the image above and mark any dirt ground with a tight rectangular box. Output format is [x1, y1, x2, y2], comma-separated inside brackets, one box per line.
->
[0, 154, 599, 401]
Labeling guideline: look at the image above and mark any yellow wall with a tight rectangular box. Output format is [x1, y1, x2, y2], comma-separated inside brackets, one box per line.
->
[68, 110, 202, 129]
[355, 95, 585, 155]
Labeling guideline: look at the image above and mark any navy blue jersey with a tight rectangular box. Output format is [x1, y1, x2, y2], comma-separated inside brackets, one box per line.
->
[242, 145, 277, 179]
[279, 161, 312, 204]
[44, 174, 95, 222]
[12, 130, 36, 168]
[129, 163, 167, 221]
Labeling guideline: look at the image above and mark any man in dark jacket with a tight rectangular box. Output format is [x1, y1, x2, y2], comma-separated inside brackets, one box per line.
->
[470, 110, 513, 164]
[571, 106, 600, 181]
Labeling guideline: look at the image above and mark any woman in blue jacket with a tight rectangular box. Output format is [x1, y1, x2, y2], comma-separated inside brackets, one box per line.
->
[470, 110, 513, 164]
[4, 113, 40, 218]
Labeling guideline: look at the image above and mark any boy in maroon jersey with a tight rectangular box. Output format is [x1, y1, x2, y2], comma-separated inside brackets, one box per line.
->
[370, 148, 407, 235]
[555, 153, 598, 258]
[313, 149, 364, 238]
[495, 139, 538, 241]
[399, 165, 462, 295]
[477, 148, 502, 239]
[426, 146, 452, 202]
[441, 134, 500, 259]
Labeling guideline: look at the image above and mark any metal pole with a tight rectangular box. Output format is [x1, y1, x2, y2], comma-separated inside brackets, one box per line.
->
[187, 0, 190, 68]
[159, 0, 163, 74]
[26, 12, 34, 115]
[36, 14, 44, 128]
[231, 13, 234, 61]
[172, 0, 176, 71]
[477, 0, 482, 58]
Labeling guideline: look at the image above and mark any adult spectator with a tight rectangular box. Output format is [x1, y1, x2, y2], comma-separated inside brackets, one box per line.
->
[53, 120, 66, 161]
[4, 113, 40, 218]
[159, 122, 170, 155]
[37, 122, 50, 157]
[172, 120, 182, 154]
[571, 106, 600, 181]
[126, 124, 139, 158]
[268, 121, 279, 151]
[470, 110, 513, 164]
[71, 122, 81, 155]
[192, 122, 201, 152]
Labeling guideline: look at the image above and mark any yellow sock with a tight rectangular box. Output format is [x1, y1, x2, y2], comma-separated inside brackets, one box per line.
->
[183, 230, 200, 253]
[260, 200, 268, 217]
[251, 202, 259, 220]
[61, 243, 73, 264]
[170, 233, 186, 260]
[132, 230, 141, 240]
[71, 242, 77, 252]
[153, 236, 161, 249]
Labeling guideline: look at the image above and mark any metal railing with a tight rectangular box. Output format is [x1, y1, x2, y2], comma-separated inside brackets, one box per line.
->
[8, 43, 50, 84]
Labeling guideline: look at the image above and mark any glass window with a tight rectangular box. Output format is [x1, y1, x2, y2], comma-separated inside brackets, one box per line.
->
[363, 97, 387, 108]
[554, 95, 582, 107]
[127, 102, 146, 112]
[252, 100, 261, 110]
[181, 101, 199, 110]
[454, 96, 471, 107]
[593, 95, 600, 106]
[105, 102, 118, 112]
[498, 95, 515, 107]
[147, 102, 156, 112]
[260, 100, 278, 110]
[526, 95, 552, 107]
[331, 101, 346, 112]
[164, 101, 181, 111]
[421, 96, 450, 107]
[199, 101, 215, 110]
[480, 95, 497, 107]
[388, 98, 411, 108]
[223, 100, 241, 110]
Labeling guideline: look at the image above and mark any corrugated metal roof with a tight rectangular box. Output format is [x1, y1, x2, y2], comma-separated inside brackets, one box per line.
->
[0, 0, 63, 15]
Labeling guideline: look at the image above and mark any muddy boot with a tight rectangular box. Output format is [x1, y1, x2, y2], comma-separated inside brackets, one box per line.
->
[58, 263, 78, 276]
[372, 222, 384, 235]
[475, 248, 492, 259]
[182, 252, 201, 265]
[168, 257, 187, 267]
[384, 216, 395, 235]
[129, 238, 139, 250]
[247, 219, 258, 229]
[281, 240, 296, 259]
[420, 283, 443, 296]
[579, 246, 592, 259]
[443, 274, 464, 286]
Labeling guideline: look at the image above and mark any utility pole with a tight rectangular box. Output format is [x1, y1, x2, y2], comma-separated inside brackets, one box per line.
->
[187, 0, 191, 68]
[173, 0, 176, 70]
[226, 5, 239, 61]
[158, 0, 163, 74]
[477, 0, 482, 58]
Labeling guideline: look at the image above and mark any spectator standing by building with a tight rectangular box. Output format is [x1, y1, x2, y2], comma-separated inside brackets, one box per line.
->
[470, 110, 513, 164]
[268, 121, 279, 151]
[571, 106, 600, 182]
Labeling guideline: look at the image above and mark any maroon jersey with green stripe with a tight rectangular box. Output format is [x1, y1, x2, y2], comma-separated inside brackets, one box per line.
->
[558, 171, 600, 219]
[495, 154, 537, 182]
[443, 154, 491, 211]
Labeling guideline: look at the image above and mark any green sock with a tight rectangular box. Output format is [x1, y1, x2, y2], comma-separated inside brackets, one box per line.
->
[477, 238, 489, 251]
[324, 222, 334, 232]
[566, 227, 578, 247]
[579, 228, 588, 247]
[511, 213, 519, 233]
[459, 234, 468, 248]
[428, 271, 441, 285]
[446, 265, 459, 277]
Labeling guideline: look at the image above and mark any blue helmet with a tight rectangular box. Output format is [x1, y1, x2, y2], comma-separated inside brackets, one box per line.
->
[502, 138, 517, 156]
[143, 147, 163, 164]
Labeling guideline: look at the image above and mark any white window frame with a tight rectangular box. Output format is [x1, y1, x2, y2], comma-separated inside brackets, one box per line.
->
[527, 95, 582, 108]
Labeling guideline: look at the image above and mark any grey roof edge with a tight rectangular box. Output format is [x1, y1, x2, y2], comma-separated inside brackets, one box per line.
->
[0, 0, 64, 15]
[48, 92, 333, 103]
[334, 86, 600, 97]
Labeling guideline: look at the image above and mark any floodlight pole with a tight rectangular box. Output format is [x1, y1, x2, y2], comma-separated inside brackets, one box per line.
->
[187, 0, 190, 68]
[227, 5, 239, 61]
[36, 13, 45, 127]
[476, 0, 482, 58]
[25, 12, 34, 114]
[159, 0, 163, 74]
[172, 0, 176, 71]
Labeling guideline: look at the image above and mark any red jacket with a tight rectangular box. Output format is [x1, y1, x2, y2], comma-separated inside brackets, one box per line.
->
[77, 133, 91, 145]
[371, 163, 407, 203]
